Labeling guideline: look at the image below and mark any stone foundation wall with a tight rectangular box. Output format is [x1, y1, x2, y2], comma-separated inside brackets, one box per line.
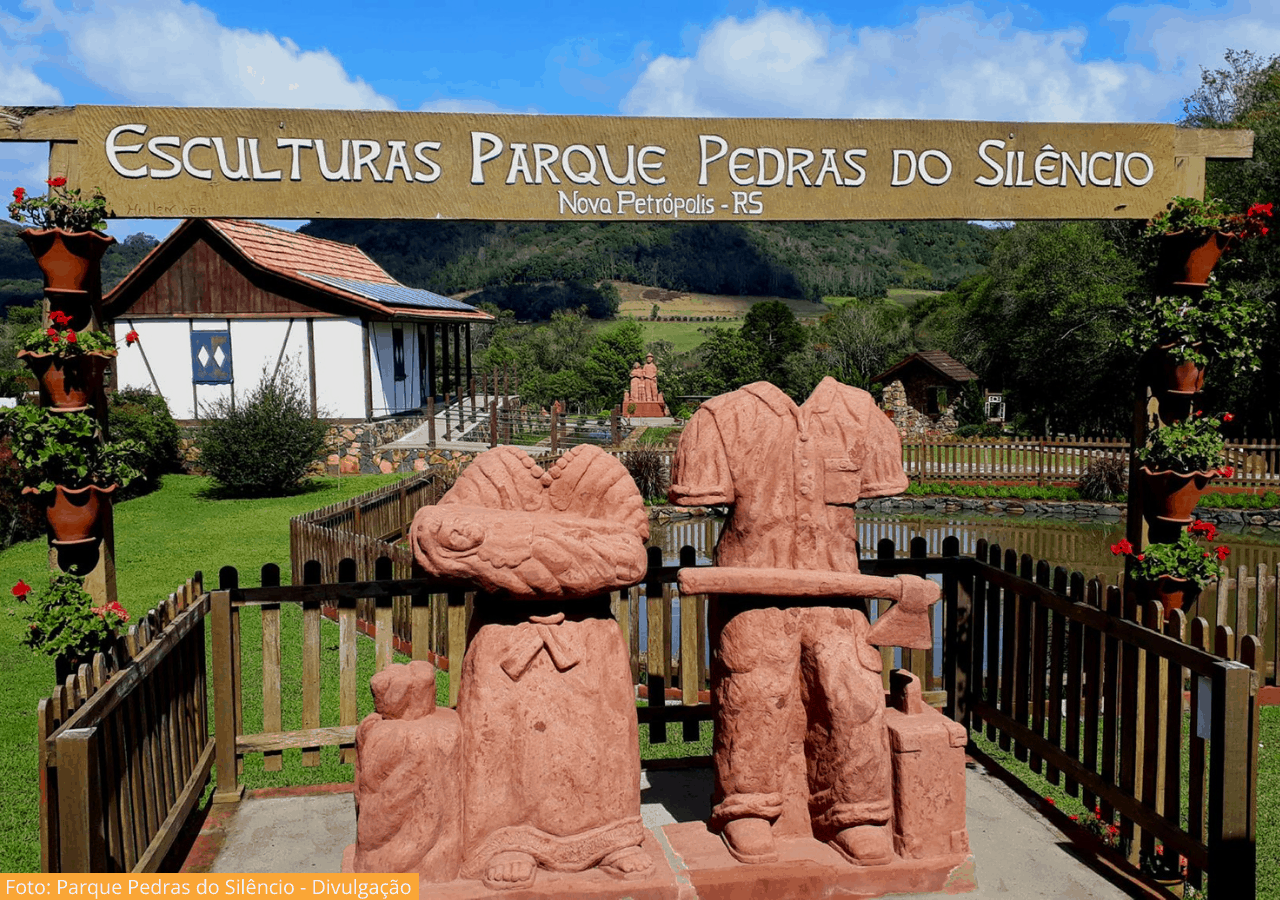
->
[178, 414, 471, 477]
[881, 380, 958, 437]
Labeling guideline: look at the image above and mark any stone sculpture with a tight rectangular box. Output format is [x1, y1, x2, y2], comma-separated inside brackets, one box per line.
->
[623, 352, 669, 417]
[407, 444, 656, 890]
[669, 377, 968, 868]
[351, 660, 463, 881]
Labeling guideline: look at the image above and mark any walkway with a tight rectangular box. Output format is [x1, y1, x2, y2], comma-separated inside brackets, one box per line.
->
[185, 761, 1147, 899]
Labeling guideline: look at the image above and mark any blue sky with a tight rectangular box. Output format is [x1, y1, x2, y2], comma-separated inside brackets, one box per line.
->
[1, 0, 1274, 238]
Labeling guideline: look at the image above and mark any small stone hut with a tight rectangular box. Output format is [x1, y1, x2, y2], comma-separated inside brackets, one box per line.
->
[873, 350, 979, 436]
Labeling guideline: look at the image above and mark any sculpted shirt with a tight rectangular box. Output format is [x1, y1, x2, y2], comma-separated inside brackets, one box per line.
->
[669, 378, 908, 573]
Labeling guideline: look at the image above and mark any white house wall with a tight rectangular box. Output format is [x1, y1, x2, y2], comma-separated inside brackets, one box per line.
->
[311, 318, 367, 419]
[115, 316, 369, 420]
[113, 319, 194, 417]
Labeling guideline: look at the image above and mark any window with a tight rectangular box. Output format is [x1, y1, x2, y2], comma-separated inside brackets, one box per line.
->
[191, 331, 232, 384]
[392, 326, 405, 381]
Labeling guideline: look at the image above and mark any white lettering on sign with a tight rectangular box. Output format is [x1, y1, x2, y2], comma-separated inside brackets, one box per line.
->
[975, 139, 1155, 189]
[96, 122, 1163, 220]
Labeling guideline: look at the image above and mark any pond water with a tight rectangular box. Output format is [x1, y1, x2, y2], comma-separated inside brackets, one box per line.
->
[641, 511, 1280, 674]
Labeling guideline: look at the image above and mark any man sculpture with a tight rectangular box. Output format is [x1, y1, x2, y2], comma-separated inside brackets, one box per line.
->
[670, 377, 942, 867]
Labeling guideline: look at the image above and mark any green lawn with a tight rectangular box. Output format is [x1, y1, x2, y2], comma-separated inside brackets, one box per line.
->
[622, 319, 737, 354]
[0, 473, 404, 873]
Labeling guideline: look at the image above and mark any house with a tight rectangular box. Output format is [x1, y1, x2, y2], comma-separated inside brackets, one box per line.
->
[872, 350, 983, 434]
[104, 219, 493, 422]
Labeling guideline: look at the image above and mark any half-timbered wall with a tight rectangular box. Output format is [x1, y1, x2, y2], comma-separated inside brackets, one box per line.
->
[114, 316, 369, 420]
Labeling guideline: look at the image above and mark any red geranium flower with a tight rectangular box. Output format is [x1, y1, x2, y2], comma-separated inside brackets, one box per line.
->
[12, 187, 25, 202]
[125, 329, 139, 346]
[1220, 465, 1235, 478]
[1110, 539, 1134, 556]
[11, 580, 31, 598]
[1248, 202, 1273, 217]
[1216, 546, 1230, 561]
[1136, 554, 1145, 561]
[46, 176, 67, 188]
[1223, 412, 1235, 422]
[65, 330, 77, 343]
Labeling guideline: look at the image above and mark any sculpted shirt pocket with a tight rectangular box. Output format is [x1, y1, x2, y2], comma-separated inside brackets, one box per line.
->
[823, 458, 862, 505]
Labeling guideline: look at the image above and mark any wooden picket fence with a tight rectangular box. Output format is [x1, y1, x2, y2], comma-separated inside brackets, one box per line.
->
[903, 434, 1280, 489]
[37, 574, 212, 873]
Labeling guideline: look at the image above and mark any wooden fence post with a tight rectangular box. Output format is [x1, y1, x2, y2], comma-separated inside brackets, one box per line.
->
[210, 590, 243, 803]
[550, 404, 560, 454]
[446, 588, 467, 708]
[1206, 659, 1256, 895]
[55, 727, 105, 872]
[427, 397, 436, 447]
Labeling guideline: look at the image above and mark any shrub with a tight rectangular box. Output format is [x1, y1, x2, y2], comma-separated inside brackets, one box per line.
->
[0, 410, 42, 549]
[1078, 458, 1128, 502]
[198, 364, 328, 497]
[108, 387, 181, 497]
[622, 448, 669, 504]
[953, 423, 1005, 439]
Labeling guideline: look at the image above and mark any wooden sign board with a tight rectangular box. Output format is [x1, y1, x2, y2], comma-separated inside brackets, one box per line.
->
[6, 105, 1256, 221]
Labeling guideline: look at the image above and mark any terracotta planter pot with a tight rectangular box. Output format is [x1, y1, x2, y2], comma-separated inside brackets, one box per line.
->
[1154, 345, 1206, 396]
[1141, 576, 1201, 620]
[1155, 230, 1235, 289]
[18, 229, 115, 293]
[38, 483, 115, 544]
[18, 350, 113, 410]
[1139, 466, 1215, 527]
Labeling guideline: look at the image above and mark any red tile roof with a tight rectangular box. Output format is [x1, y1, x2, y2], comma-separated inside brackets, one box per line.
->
[207, 219, 396, 285]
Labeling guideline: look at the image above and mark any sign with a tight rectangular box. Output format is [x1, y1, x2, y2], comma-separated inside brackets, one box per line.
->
[57, 107, 1221, 221]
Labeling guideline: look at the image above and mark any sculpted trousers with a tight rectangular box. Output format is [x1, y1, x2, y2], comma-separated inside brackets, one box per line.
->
[710, 605, 892, 837]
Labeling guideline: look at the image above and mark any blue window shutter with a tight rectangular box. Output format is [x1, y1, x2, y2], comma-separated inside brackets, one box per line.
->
[191, 331, 233, 384]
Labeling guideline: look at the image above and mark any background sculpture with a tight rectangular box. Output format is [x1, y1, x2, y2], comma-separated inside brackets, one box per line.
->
[623, 352, 669, 417]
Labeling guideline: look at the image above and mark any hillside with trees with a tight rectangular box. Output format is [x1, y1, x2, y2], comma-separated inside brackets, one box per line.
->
[298, 219, 995, 319]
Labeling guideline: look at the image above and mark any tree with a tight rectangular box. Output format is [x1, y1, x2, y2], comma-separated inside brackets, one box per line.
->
[955, 222, 1142, 435]
[740, 300, 805, 383]
[810, 299, 915, 388]
[1170, 50, 1280, 435]
[691, 327, 763, 395]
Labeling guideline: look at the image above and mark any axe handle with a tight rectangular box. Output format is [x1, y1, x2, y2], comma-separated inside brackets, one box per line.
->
[677, 567, 904, 601]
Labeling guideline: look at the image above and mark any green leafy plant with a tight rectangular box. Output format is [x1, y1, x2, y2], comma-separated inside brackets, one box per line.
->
[8, 405, 141, 493]
[198, 364, 329, 497]
[1110, 523, 1230, 583]
[17, 310, 117, 356]
[1145, 196, 1273, 238]
[7, 178, 111, 232]
[108, 387, 181, 496]
[1123, 283, 1266, 370]
[10, 570, 129, 661]
[1137, 411, 1230, 473]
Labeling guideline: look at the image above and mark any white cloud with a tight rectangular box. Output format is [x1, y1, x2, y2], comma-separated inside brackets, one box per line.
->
[1113, 0, 1280, 79]
[31, 0, 394, 109]
[620, 5, 1188, 122]
[418, 98, 539, 114]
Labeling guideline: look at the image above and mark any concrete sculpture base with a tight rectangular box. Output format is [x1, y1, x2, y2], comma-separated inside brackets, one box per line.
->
[343, 829, 974, 900]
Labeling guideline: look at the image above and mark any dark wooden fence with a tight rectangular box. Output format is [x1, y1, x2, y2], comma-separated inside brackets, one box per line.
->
[37, 574, 212, 873]
[950, 539, 1260, 894]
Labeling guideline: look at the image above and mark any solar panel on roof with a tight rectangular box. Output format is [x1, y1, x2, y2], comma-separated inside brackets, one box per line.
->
[301, 272, 481, 312]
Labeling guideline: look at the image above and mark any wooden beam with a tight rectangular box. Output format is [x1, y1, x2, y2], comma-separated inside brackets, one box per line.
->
[0, 105, 78, 141]
[1173, 128, 1254, 159]
[47, 142, 80, 187]
[1172, 156, 1207, 202]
